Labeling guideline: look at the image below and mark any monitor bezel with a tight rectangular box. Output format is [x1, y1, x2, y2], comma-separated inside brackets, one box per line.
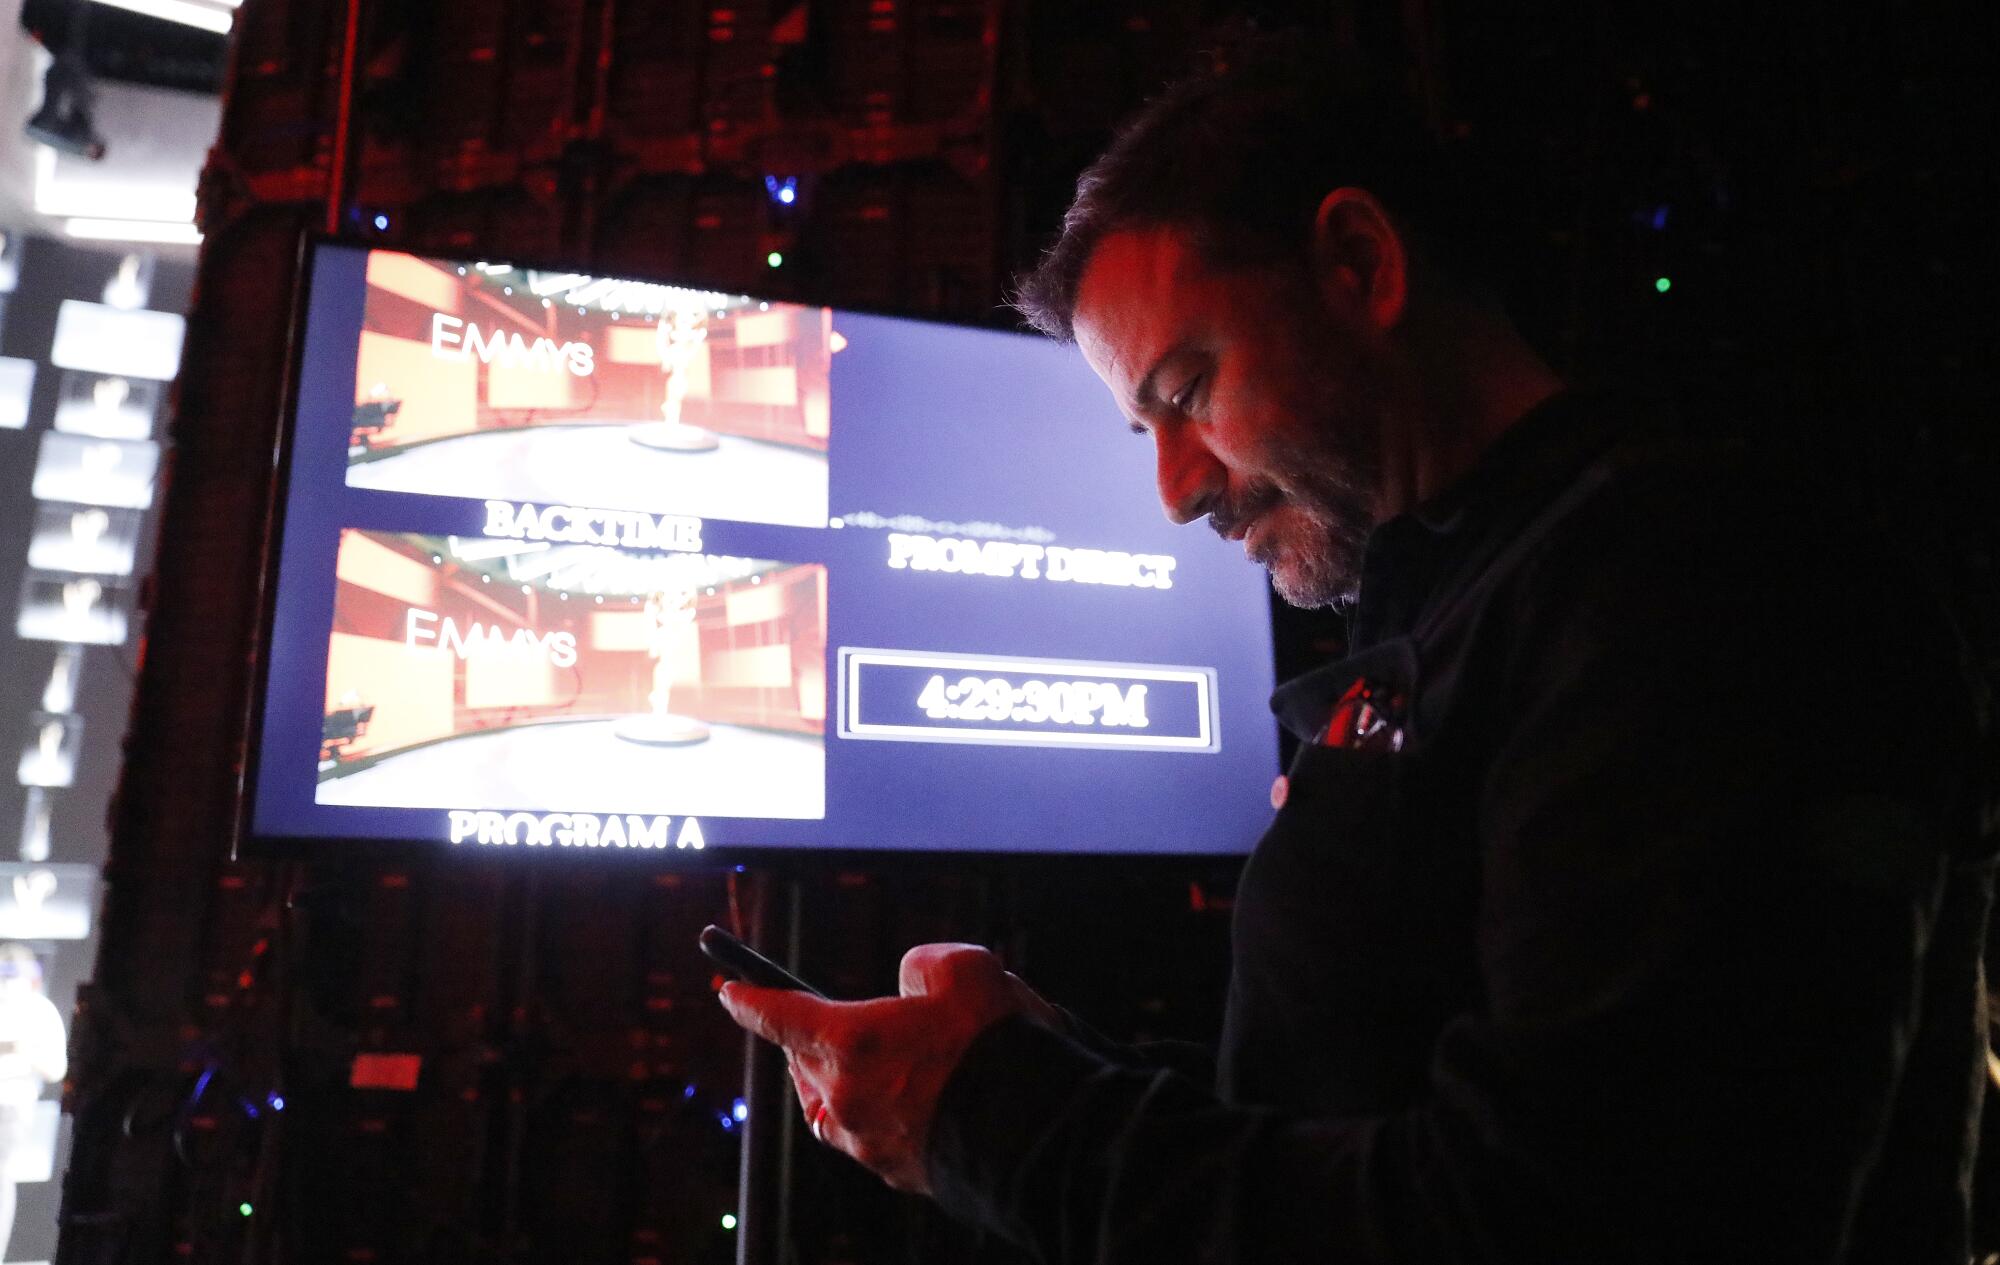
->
[234, 231, 1280, 871]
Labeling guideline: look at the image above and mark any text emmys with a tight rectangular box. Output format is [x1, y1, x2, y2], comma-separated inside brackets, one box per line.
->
[431, 313, 595, 377]
[405, 608, 578, 668]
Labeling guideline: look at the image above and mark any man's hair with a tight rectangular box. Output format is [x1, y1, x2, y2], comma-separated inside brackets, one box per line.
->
[1012, 36, 1498, 340]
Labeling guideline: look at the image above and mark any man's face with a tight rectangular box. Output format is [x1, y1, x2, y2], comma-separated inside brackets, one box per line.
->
[1071, 226, 1389, 608]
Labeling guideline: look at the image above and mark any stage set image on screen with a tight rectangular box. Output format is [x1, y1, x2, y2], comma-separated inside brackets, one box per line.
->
[318, 530, 826, 819]
[346, 252, 832, 529]
[248, 241, 1278, 857]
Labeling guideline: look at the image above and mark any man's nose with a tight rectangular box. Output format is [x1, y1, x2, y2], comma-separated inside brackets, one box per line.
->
[1155, 428, 1222, 526]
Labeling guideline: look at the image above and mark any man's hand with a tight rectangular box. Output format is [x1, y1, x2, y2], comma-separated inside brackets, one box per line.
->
[717, 943, 1057, 1194]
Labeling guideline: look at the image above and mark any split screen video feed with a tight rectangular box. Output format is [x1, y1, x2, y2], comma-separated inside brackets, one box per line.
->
[318, 530, 827, 820]
[345, 252, 831, 528]
[250, 241, 1278, 856]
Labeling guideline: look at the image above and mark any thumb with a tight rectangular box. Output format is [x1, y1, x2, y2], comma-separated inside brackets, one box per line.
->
[898, 942, 1009, 1000]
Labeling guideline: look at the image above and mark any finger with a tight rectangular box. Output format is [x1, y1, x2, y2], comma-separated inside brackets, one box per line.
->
[718, 982, 837, 1051]
[792, 1065, 820, 1131]
[897, 942, 1001, 997]
[786, 1051, 823, 1114]
[783, 1055, 837, 1150]
[723, 987, 909, 1056]
[809, 1100, 846, 1152]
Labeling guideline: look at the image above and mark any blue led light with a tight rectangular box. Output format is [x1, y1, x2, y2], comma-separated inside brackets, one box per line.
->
[732, 1097, 749, 1121]
[764, 175, 799, 206]
[373, 213, 390, 231]
[683, 1084, 697, 1100]
[268, 1094, 285, 1112]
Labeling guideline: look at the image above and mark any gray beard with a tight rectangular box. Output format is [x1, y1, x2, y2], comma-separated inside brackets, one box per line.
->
[1215, 427, 1378, 611]
[1266, 471, 1375, 610]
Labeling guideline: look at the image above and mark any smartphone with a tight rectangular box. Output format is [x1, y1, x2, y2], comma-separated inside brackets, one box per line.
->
[699, 925, 828, 998]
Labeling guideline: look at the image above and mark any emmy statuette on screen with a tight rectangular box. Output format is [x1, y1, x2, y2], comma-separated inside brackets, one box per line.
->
[627, 298, 722, 452]
[612, 575, 712, 746]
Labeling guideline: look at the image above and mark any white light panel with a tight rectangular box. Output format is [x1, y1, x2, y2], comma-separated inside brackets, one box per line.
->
[88, 0, 234, 34]
[18, 713, 84, 789]
[16, 571, 132, 645]
[27, 502, 144, 576]
[0, 357, 35, 429]
[40, 648, 83, 714]
[32, 432, 160, 509]
[0, 862, 100, 940]
[50, 299, 186, 381]
[65, 217, 205, 247]
[17, 790, 52, 863]
[54, 371, 160, 440]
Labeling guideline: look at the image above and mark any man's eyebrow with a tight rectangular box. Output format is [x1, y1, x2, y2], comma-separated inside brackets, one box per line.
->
[1132, 340, 1194, 412]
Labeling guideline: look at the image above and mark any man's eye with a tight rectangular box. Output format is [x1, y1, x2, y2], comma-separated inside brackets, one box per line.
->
[1127, 420, 1148, 437]
[1170, 376, 1204, 414]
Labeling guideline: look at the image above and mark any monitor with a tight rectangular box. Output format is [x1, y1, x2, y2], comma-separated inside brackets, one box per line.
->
[243, 241, 1277, 858]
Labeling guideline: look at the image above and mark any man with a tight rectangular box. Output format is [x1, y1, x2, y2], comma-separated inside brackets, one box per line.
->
[720, 40, 1993, 1263]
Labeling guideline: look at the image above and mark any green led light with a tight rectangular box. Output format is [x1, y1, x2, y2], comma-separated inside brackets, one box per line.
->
[1654, 276, 1672, 294]
[766, 252, 784, 268]
[238, 1202, 254, 1217]
[721, 1213, 739, 1231]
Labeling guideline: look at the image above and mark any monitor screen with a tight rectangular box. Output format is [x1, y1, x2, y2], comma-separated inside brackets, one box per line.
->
[245, 241, 1277, 858]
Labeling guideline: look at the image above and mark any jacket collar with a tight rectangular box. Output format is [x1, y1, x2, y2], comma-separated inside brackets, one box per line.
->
[1270, 387, 1676, 735]
[1406, 385, 1666, 539]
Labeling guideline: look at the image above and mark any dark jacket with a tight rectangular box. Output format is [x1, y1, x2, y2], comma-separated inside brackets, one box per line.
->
[927, 390, 1995, 1263]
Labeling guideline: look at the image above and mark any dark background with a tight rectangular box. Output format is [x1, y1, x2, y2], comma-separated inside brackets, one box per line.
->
[42, 2, 1997, 1264]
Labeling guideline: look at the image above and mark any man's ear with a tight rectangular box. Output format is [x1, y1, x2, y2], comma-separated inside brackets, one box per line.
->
[1311, 187, 1408, 333]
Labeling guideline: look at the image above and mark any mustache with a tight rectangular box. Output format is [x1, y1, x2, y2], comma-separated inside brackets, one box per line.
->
[1208, 483, 1285, 540]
